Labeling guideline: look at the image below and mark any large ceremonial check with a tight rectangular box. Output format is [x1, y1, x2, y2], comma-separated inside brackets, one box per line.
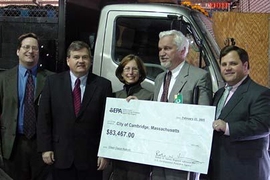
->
[98, 97, 215, 174]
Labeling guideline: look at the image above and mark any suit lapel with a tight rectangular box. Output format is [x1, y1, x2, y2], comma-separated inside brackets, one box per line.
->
[219, 77, 250, 119]
[154, 72, 165, 101]
[213, 88, 225, 106]
[35, 68, 48, 101]
[78, 73, 97, 117]
[6, 66, 18, 104]
[169, 62, 189, 102]
[61, 72, 75, 117]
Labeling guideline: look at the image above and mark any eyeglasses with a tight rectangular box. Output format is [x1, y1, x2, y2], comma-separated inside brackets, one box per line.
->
[21, 45, 39, 52]
[123, 67, 139, 73]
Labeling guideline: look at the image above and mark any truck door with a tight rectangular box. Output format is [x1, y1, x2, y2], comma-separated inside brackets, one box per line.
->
[93, 4, 223, 93]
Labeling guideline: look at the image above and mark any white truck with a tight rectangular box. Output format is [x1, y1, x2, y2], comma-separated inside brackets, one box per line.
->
[92, 3, 224, 93]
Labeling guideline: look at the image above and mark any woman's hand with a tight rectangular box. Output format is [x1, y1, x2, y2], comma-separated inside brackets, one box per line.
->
[126, 95, 138, 102]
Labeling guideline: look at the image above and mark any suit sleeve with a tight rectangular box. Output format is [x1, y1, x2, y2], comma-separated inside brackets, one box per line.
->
[196, 71, 213, 105]
[99, 80, 113, 134]
[229, 88, 270, 141]
[153, 73, 163, 101]
[0, 75, 3, 115]
[37, 77, 53, 152]
[101, 80, 113, 121]
[106, 81, 113, 98]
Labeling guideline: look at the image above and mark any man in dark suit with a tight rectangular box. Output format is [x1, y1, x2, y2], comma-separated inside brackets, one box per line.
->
[37, 41, 113, 180]
[210, 45, 270, 180]
[0, 33, 53, 180]
[152, 30, 212, 180]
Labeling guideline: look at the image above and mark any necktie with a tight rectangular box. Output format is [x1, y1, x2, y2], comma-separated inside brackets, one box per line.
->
[215, 86, 232, 119]
[161, 71, 172, 102]
[73, 78, 81, 116]
[23, 70, 36, 139]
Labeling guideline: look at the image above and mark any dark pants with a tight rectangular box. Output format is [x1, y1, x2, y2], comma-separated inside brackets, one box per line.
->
[151, 166, 199, 180]
[112, 160, 151, 180]
[3, 135, 51, 180]
[53, 163, 102, 180]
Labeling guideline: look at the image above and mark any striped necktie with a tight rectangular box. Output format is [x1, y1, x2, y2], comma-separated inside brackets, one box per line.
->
[73, 78, 81, 116]
[161, 71, 172, 102]
[215, 86, 232, 119]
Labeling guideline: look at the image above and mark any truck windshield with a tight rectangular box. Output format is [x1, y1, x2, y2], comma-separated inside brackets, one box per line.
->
[191, 12, 220, 61]
[113, 16, 211, 81]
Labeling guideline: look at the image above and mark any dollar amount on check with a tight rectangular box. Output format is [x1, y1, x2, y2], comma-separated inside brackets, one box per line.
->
[98, 98, 215, 174]
[106, 129, 135, 138]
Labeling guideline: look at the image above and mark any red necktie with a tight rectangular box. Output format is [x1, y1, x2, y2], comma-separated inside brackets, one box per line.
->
[23, 70, 36, 139]
[73, 78, 81, 116]
[161, 71, 172, 102]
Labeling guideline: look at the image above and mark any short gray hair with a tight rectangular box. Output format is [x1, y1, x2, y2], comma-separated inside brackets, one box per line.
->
[159, 30, 189, 56]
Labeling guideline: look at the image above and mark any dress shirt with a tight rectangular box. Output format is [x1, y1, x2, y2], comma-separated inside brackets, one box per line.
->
[18, 64, 37, 134]
[158, 61, 184, 102]
[70, 72, 88, 102]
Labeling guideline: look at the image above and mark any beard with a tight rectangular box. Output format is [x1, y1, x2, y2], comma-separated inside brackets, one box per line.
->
[160, 61, 172, 69]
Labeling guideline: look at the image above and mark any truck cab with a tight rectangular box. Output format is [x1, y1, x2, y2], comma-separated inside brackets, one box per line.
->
[92, 3, 224, 93]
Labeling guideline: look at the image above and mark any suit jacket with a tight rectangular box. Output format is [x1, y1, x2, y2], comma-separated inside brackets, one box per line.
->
[154, 62, 212, 105]
[0, 65, 53, 159]
[210, 76, 270, 180]
[37, 71, 113, 170]
[152, 62, 212, 180]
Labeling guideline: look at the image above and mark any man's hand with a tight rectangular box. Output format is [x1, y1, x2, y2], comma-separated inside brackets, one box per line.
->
[97, 157, 109, 170]
[212, 119, 226, 132]
[42, 151, 55, 165]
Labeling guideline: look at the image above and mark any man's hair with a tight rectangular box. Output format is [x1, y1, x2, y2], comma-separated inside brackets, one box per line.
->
[67, 41, 91, 57]
[220, 45, 249, 69]
[115, 54, 147, 84]
[17, 32, 39, 50]
[159, 30, 189, 57]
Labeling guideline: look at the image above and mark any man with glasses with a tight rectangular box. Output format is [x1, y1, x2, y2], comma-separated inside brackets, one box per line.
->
[0, 32, 53, 180]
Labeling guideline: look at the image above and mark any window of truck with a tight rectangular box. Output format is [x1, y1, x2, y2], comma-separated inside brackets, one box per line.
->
[112, 16, 209, 81]
[191, 12, 220, 62]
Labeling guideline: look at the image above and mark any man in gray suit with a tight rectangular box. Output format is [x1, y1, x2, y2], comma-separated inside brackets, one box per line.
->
[151, 30, 212, 180]
[0, 33, 53, 179]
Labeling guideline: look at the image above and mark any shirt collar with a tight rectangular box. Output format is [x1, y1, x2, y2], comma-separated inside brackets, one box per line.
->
[226, 75, 248, 91]
[19, 64, 38, 77]
[167, 61, 185, 79]
[69, 71, 88, 86]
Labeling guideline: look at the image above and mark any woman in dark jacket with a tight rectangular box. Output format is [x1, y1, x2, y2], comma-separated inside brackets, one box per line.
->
[111, 54, 153, 180]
